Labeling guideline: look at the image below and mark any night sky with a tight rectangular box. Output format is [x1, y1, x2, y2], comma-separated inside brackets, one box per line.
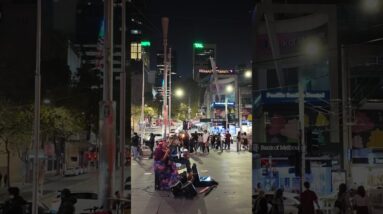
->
[144, 0, 255, 78]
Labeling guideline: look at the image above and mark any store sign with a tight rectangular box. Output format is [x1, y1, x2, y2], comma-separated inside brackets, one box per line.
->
[258, 144, 300, 151]
[260, 90, 329, 104]
[199, 69, 235, 74]
[254, 143, 300, 156]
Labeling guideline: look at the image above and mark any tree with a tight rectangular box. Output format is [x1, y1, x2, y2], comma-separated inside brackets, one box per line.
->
[0, 100, 32, 187]
[40, 105, 85, 175]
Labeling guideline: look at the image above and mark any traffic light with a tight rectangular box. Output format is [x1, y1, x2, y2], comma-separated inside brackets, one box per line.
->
[193, 42, 204, 49]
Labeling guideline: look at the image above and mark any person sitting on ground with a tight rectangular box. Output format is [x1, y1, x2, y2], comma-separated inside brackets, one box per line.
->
[3, 187, 27, 214]
[57, 188, 77, 214]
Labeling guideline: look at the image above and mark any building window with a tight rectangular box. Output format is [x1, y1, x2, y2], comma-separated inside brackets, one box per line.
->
[130, 43, 142, 60]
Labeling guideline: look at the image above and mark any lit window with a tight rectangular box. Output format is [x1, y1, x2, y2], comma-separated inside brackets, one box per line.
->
[130, 43, 142, 60]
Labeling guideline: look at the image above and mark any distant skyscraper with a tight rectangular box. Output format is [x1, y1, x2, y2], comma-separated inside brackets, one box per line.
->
[155, 50, 177, 88]
[193, 43, 216, 82]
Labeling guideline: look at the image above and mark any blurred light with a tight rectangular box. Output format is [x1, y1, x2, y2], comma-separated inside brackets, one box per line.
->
[302, 37, 322, 57]
[43, 99, 51, 104]
[226, 85, 234, 93]
[193, 42, 204, 49]
[362, 0, 380, 13]
[175, 88, 184, 97]
[244, 70, 252, 78]
[141, 41, 151, 47]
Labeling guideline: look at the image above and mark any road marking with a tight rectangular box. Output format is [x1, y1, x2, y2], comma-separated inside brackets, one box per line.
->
[144, 172, 152, 175]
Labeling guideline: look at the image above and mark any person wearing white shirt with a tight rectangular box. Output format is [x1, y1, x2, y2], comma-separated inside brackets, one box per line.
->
[202, 130, 210, 154]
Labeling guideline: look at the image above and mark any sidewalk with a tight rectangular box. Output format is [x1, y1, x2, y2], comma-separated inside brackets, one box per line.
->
[132, 144, 252, 214]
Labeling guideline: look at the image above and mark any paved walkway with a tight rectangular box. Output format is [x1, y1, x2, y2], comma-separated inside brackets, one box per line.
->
[131, 144, 252, 214]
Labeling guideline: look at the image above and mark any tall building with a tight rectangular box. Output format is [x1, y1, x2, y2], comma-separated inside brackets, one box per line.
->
[252, 2, 338, 195]
[192, 43, 216, 82]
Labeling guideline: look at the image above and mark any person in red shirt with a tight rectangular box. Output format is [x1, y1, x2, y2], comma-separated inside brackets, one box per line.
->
[300, 181, 320, 214]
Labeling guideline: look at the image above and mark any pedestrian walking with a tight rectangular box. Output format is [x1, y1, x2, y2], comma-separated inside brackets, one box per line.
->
[254, 190, 268, 214]
[3, 173, 8, 187]
[242, 132, 249, 150]
[148, 133, 155, 159]
[237, 131, 241, 150]
[334, 183, 353, 214]
[3, 187, 27, 214]
[197, 133, 203, 153]
[131, 132, 141, 160]
[300, 181, 320, 214]
[57, 188, 77, 214]
[271, 189, 284, 214]
[353, 186, 371, 214]
[224, 131, 231, 150]
[202, 130, 210, 154]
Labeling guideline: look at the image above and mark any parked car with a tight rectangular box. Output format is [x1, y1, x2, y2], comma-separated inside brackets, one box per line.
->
[253, 191, 300, 214]
[50, 192, 99, 214]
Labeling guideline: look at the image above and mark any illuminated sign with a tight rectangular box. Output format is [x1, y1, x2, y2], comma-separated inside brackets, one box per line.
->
[199, 69, 235, 74]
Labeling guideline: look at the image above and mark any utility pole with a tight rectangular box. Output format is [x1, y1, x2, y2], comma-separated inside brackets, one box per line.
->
[119, 0, 126, 198]
[169, 48, 172, 127]
[32, 0, 42, 213]
[162, 17, 169, 139]
[225, 97, 228, 131]
[140, 50, 145, 146]
[341, 45, 352, 186]
[188, 94, 191, 120]
[235, 76, 240, 152]
[299, 70, 306, 192]
[99, 0, 115, 210]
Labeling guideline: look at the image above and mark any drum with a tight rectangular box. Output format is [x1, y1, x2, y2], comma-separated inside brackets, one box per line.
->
[181, 181, 197, 198]
[170, 181, 183, 197]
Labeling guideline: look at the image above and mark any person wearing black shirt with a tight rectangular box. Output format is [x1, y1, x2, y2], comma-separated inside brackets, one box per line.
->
[3, 187, 27, 214]
[132, 132, 141, 160]
[148, 133, 155, 159]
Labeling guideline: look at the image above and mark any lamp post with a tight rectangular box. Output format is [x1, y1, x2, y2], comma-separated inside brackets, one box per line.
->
[225, 85, 234, 133]
[119, 0, 127, 198]
[32, 0, 42, 213]
[162, 17, 169, 139]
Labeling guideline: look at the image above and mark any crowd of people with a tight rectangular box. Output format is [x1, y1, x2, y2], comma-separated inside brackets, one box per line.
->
[253, 181, 373, 214]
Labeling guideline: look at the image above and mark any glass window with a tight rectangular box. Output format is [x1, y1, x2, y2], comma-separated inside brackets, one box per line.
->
[130, 43, 142, 60]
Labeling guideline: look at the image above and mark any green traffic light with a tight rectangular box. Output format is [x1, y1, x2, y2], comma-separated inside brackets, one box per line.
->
[141, 41, 151, 47]
[193, 42, 204, 49]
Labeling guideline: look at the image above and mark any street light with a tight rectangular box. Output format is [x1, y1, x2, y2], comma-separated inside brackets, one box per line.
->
[226, 84, 234, 93]
[175, 88, 184, 98]
[244, 70, 252, 79]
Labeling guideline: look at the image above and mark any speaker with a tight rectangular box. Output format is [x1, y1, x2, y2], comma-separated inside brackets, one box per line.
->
[181, 181, 197, 198]
[170, 181, 183, 197]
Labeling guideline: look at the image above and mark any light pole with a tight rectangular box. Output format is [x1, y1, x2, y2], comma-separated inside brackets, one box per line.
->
[119, 0, 126, 198]
[168, 48, 172, 128]
[32, 0, 42, 213]
[225, 84, 234, 133]
[99, 0, 115, 210]
[140, 50, 146, 146]
[162, 17, 169, 139]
